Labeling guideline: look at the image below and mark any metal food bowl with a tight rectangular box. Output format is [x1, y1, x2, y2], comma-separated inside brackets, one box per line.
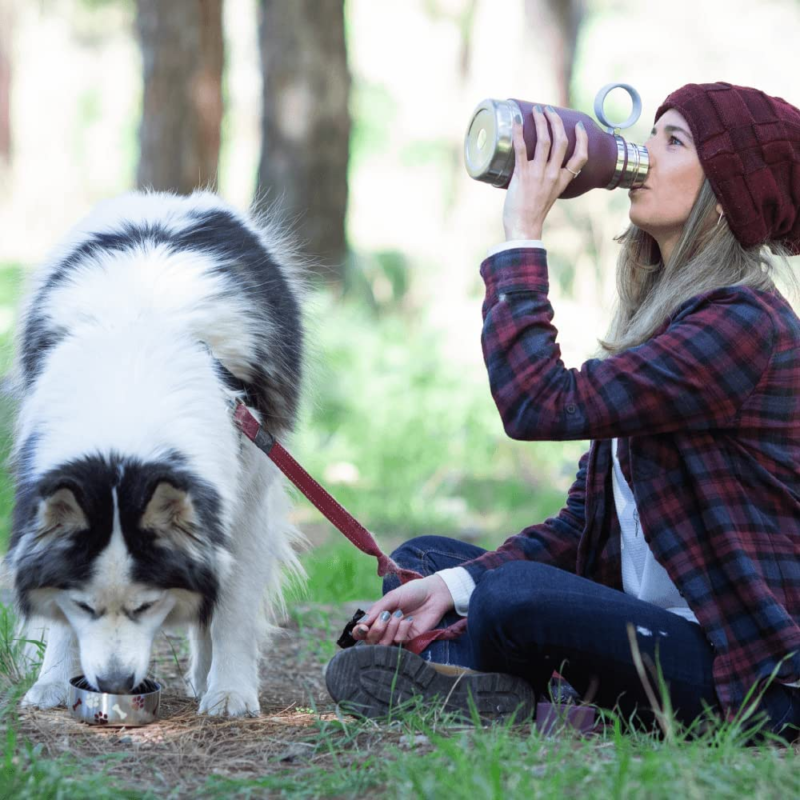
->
[68, 676, 161, 726]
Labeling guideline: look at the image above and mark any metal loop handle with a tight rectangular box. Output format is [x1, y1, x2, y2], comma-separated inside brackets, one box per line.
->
[593, 83, 642, 133]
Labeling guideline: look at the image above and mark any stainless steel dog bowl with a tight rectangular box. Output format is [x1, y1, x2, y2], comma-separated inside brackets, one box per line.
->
[68, 676, 161, 726]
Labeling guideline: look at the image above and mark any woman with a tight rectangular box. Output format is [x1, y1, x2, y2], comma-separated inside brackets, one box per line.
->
[326, 82, 800, 738]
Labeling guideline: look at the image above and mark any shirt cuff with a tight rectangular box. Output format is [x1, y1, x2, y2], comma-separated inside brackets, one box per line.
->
[435, 567, 476, 617]
[480, 245, 550, 305]
[487, 239, 545, 258]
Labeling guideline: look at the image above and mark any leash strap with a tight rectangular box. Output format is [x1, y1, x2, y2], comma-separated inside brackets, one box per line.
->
[232, 402, 468, 654]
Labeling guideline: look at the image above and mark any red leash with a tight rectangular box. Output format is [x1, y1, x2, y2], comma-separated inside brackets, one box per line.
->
[232, 402, 468, 654]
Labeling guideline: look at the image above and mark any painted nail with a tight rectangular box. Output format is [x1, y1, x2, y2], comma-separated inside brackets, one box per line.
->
[546, 105, 555, 113]
[380, 610, 391, 622]
[577, 121, 585, 131]
[534, 104, 543, 114]
[406, 616, 414, 623]
[393, 609, 403, 618]
[357, 625, 368, 635]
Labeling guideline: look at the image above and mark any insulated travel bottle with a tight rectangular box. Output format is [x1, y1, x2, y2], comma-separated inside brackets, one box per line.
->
[464, 83, 650, 198]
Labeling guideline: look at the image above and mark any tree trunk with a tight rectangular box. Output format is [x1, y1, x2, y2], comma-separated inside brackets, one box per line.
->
[0, 0, 13, 165]
[525, 0, 585, 107]
[256, 0, 351, 283]
[135, 0, 224, 194]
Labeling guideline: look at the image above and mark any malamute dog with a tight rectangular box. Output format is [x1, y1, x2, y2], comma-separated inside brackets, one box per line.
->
[3, 191, 307, 716]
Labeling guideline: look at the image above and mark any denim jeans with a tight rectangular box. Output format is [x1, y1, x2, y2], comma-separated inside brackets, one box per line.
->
[383, 535, 800, 739]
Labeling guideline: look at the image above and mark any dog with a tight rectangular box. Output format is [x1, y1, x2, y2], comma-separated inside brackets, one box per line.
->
[3, 190, 308, 716]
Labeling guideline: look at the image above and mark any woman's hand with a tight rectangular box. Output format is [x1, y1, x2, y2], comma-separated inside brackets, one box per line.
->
[351, 574, 455, 646]
[502, 105, 589, 241]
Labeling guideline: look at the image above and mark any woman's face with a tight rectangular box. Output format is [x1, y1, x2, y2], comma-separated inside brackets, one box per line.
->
[628, 109, 706, 242]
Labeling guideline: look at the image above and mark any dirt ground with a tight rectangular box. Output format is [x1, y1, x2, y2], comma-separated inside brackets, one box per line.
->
[15, 601, 381, 795]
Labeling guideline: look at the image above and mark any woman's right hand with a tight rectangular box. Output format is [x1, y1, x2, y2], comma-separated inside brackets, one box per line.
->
[352, 574, 455, 646]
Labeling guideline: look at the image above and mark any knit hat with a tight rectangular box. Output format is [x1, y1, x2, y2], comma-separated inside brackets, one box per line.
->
[655, 82, 800, 255]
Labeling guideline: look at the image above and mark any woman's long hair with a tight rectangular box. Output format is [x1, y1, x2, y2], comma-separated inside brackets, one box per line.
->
[599, 179, 799, 355]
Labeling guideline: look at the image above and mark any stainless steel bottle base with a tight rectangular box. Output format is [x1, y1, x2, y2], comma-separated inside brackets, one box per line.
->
[464, 98, 522, 187]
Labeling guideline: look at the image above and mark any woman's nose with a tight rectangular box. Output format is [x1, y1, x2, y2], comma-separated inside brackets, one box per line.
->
[642, 140, 657, 172]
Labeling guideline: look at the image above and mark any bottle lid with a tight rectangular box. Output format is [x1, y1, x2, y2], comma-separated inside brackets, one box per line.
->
[464, 99, 522, 186]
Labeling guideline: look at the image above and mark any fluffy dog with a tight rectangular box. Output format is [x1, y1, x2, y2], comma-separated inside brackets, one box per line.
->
[3, 190, 307, 716]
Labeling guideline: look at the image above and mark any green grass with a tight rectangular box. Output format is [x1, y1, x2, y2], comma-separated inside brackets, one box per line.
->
[197, 706, 799, 800]
[0, 729, 150, 800]
[291, 540, 384, 605]
[0, 263, 22, 553]
[0, 597, 796, 799]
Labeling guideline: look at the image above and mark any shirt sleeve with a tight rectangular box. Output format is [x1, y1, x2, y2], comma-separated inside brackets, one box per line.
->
[458, 449, 590, 584]
[480, 248, 776, 441]
[435, 567, 476, 616]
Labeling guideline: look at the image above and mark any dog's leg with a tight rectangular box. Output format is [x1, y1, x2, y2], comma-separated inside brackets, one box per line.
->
[186, 623, 213, 698]
[198, 560, 265, 716]
[199, 464, 300, 717]
[21, 620, 79, 709]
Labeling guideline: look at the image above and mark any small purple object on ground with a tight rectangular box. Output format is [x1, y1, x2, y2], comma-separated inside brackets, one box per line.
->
[534, 702, 596, 736]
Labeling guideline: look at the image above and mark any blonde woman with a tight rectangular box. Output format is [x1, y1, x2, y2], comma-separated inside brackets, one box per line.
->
[327, 83, 800, 739]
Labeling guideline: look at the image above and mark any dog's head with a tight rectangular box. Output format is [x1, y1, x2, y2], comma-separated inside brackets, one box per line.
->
[7, 450, 232, 693]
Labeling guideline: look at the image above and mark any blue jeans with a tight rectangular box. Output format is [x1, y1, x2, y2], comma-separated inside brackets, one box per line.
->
[383, 535, 800, 739]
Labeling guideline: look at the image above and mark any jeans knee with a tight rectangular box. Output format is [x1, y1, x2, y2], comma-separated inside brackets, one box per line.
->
[389, 535, 450, 567]
[468, 562, 562, 650]
[382, 535, 462, 595]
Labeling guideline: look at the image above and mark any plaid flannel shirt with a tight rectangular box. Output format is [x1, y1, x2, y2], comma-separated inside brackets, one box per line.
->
[460, 247, 800, 711]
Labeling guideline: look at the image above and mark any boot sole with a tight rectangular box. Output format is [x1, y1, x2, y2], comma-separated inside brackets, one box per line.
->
[325, 645, 536, 722]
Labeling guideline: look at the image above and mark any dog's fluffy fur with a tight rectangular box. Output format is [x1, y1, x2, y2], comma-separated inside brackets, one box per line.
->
[4, 190, 307, 716]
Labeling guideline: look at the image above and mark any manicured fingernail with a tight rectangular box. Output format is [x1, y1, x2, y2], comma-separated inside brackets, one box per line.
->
[534, 105, 542, 114]
[356, 625, 368, 636]
[546, 105, 555, 113]
[393, 609, 403, 618]
[577, 121, 585, 131]
[380, 611, 390, 622]
[406, 616, 414, 623]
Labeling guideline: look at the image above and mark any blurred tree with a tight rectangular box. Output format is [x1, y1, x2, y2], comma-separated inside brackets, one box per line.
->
[525, 0, 585, 106]
[0, 0, 12, 165]
[135, 0, 223, 193]
[256, 0, 351, 284]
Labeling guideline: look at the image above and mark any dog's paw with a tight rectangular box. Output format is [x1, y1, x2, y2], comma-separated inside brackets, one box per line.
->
[21, 680, 69, 709]
[198, 688, 260, 717]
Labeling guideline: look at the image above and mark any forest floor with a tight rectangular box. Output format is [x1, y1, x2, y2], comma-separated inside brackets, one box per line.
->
[12, 601, 380, 796]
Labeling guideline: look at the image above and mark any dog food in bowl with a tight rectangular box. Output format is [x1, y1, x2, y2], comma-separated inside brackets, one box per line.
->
[68, 676, 161, 726]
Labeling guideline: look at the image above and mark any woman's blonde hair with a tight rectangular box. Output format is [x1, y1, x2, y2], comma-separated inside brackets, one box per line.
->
[599, 179, 799, 355]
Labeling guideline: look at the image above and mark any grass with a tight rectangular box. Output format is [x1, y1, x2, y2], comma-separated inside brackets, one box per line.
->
[0, 596, 797, 799]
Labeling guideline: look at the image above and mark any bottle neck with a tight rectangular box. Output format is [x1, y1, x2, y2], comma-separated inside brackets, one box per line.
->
[607, 135, 649, 190]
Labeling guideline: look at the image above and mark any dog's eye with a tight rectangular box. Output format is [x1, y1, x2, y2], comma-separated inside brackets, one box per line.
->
[132, 602, 154, 615]
[76, 601, 96, 615]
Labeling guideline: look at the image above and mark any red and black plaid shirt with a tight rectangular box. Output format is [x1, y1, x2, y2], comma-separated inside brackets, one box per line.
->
[460, 247, 800, 711]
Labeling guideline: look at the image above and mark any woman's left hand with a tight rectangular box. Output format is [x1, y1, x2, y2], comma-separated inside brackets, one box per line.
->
[502, 105, 589, 241]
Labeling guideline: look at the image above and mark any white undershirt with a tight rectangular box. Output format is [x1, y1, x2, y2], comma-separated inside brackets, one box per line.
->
[610, 438, 698, 623]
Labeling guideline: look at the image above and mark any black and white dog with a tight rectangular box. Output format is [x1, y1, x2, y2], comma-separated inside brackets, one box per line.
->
[3, 191, 307, 716]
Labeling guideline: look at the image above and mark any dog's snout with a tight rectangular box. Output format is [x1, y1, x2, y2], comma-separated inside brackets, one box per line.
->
[96, 672, 137, 694]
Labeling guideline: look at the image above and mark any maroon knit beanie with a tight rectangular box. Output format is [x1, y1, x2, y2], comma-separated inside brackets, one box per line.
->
[655, 82, 800, 255]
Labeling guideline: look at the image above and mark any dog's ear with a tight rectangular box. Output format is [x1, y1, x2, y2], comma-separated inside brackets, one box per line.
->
[141, 482, 198, 539]
[35, 485, 89, 539]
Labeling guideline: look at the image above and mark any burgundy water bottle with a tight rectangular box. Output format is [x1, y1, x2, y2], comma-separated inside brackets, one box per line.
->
[464, 83, 649, 198]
